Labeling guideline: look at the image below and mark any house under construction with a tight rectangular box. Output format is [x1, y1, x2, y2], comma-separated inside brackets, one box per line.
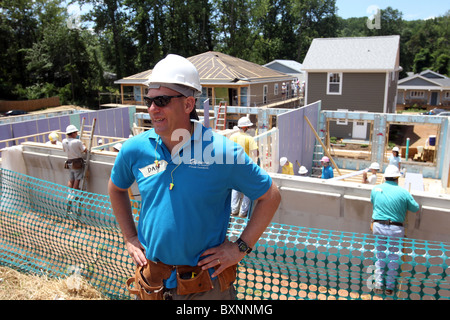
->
[1, 101, 449, 300]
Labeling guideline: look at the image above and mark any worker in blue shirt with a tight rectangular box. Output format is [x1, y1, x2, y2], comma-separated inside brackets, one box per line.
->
[108, 54, 281, 300]
[320, 156, 334, 179]
[370, 164, 419, 296]
[388, 146, 401, 170]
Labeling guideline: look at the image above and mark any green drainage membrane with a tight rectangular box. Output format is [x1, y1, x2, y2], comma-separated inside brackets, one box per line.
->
[1, 169, 449, 300]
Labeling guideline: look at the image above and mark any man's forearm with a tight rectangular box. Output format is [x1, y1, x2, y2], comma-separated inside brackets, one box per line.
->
[239, 182, 281, 248]
[108, 178, 137, 241]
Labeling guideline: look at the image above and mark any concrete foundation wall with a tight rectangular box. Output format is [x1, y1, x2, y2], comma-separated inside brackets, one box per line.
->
[271, 173, 450, 243]
[3, 144, 449, 244]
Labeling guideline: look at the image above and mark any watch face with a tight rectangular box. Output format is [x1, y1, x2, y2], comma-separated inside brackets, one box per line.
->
[238, 242, 248, 252]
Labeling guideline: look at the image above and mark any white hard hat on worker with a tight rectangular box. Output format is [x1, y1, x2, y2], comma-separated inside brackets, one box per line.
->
[369, 162, 380, 170]
[65, 125, 79, 135]
[384, 165, 401, 178]
[146, 54, 202, 94]
[145, 55, 202, 122]
[238, 117, 253, 128]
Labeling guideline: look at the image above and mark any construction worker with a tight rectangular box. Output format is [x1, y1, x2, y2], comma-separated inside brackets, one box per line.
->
[113, 143, 122, 152]
[370, 165, 419, 295]
[108, 54, 281, 300]
[320, 156, 333, 179]
[298, 166, 308, 177]
[389, 146, 401, 170]
[280, 157, 294, 175]
[62, 125, 86, 190]
[230, 116, 259, 217]
[362, 162, 380, 185]
[46, 131, 62, 146]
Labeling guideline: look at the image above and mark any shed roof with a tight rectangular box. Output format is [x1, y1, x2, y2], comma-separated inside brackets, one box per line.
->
[264, 60, 304, 74]
[302, 35, 400, 72]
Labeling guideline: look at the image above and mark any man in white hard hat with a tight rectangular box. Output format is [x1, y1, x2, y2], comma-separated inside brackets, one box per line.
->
[230, 116, 259, 217]
[280, 157, 294, 175]
[370, 164, 419, 295]
[362, 162, 380, 185]
[108, 54, 281, 300]
[62, 125, 86, 190]
[113, 143, 122, 152]
[298, 166, 308, 177]
[320, 156, 333, 179]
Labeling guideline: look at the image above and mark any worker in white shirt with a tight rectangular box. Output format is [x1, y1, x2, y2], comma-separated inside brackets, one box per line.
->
[362, 162, 380, 185]
[230, 116, 259, 217]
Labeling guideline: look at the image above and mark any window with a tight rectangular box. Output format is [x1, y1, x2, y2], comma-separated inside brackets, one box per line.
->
[274, 83, 279, 95]
[327, 72, 342, 95]
[336, 109, 348, 125]
[410, 91, 425, 98]
[263, 85, 268, 104]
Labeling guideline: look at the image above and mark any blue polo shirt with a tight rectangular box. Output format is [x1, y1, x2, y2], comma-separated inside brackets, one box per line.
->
[321, 165, 334, 179]
[110, 121, 272, 287]
[370, 181, 419, 223]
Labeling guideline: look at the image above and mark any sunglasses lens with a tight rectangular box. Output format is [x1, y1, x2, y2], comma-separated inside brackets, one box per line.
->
[154, 96, 170, 107]
[144, 96, 172, 107]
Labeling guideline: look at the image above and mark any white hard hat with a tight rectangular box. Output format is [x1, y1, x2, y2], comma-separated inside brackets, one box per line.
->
[369, 162, 380, 170]
[280, 157, 288, 166]
[384, 165, 401, 178]
[321, 156, 330, 162]
[392, 147, 399, 152]
[145, 54, 202, 95]
[298, 166, 308, 174]
[113, 143, 122, 151]
[65, 125, 78, 135]
[237, 116, 253, 128]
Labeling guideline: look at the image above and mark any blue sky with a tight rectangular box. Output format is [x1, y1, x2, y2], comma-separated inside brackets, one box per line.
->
[335, 0, 449, 20]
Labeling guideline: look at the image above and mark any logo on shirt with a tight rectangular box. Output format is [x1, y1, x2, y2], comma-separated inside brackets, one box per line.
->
[139, 160, 168, 177]
[188, 159, 211, 170]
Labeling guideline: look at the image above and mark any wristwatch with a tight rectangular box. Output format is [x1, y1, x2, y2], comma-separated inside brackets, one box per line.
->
[235, 237, 252, 254]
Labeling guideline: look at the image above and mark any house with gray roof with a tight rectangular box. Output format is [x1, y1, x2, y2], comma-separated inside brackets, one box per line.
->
[397, 69, 450, 109]
[263, 60, 305, 95]
[302, 35, 401, 140]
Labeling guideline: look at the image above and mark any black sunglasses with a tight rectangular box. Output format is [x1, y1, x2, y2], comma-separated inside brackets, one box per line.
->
[144, 95, 184, 107]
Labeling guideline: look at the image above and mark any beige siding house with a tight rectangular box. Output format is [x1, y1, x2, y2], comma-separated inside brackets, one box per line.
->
[302, 36, 401, 139]
[114, 51, 293, 109]
[397, 70, 450, 110]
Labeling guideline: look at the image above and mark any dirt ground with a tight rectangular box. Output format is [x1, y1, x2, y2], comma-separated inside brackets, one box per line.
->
[389, 123, 439, 148]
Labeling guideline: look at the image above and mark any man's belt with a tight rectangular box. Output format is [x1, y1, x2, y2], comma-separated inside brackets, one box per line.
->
[372, 219, 403, 227]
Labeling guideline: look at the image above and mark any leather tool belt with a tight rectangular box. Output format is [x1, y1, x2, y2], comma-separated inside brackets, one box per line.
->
[372, 219, 403, 227]
[126, 260, 237, 300]
[64, 158, 85, 170]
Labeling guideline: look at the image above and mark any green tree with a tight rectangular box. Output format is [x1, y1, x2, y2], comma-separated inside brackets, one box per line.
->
[0, 0, 45, 98]
[82, 0, 134, 79]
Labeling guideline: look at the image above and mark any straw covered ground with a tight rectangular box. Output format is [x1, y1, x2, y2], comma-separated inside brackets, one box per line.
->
[0, 266, 107, 300]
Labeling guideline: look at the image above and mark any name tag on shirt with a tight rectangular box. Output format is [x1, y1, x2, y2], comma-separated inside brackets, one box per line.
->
[139, 160, 168, 177]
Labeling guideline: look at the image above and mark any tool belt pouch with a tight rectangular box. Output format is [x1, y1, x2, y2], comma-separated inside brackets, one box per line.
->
[65, 158, 84, 170]
[71, 158, 84, 170]
[216, 264, 237, 292]
[176, 265, 213, 295]
[127, 261, 173, 300]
